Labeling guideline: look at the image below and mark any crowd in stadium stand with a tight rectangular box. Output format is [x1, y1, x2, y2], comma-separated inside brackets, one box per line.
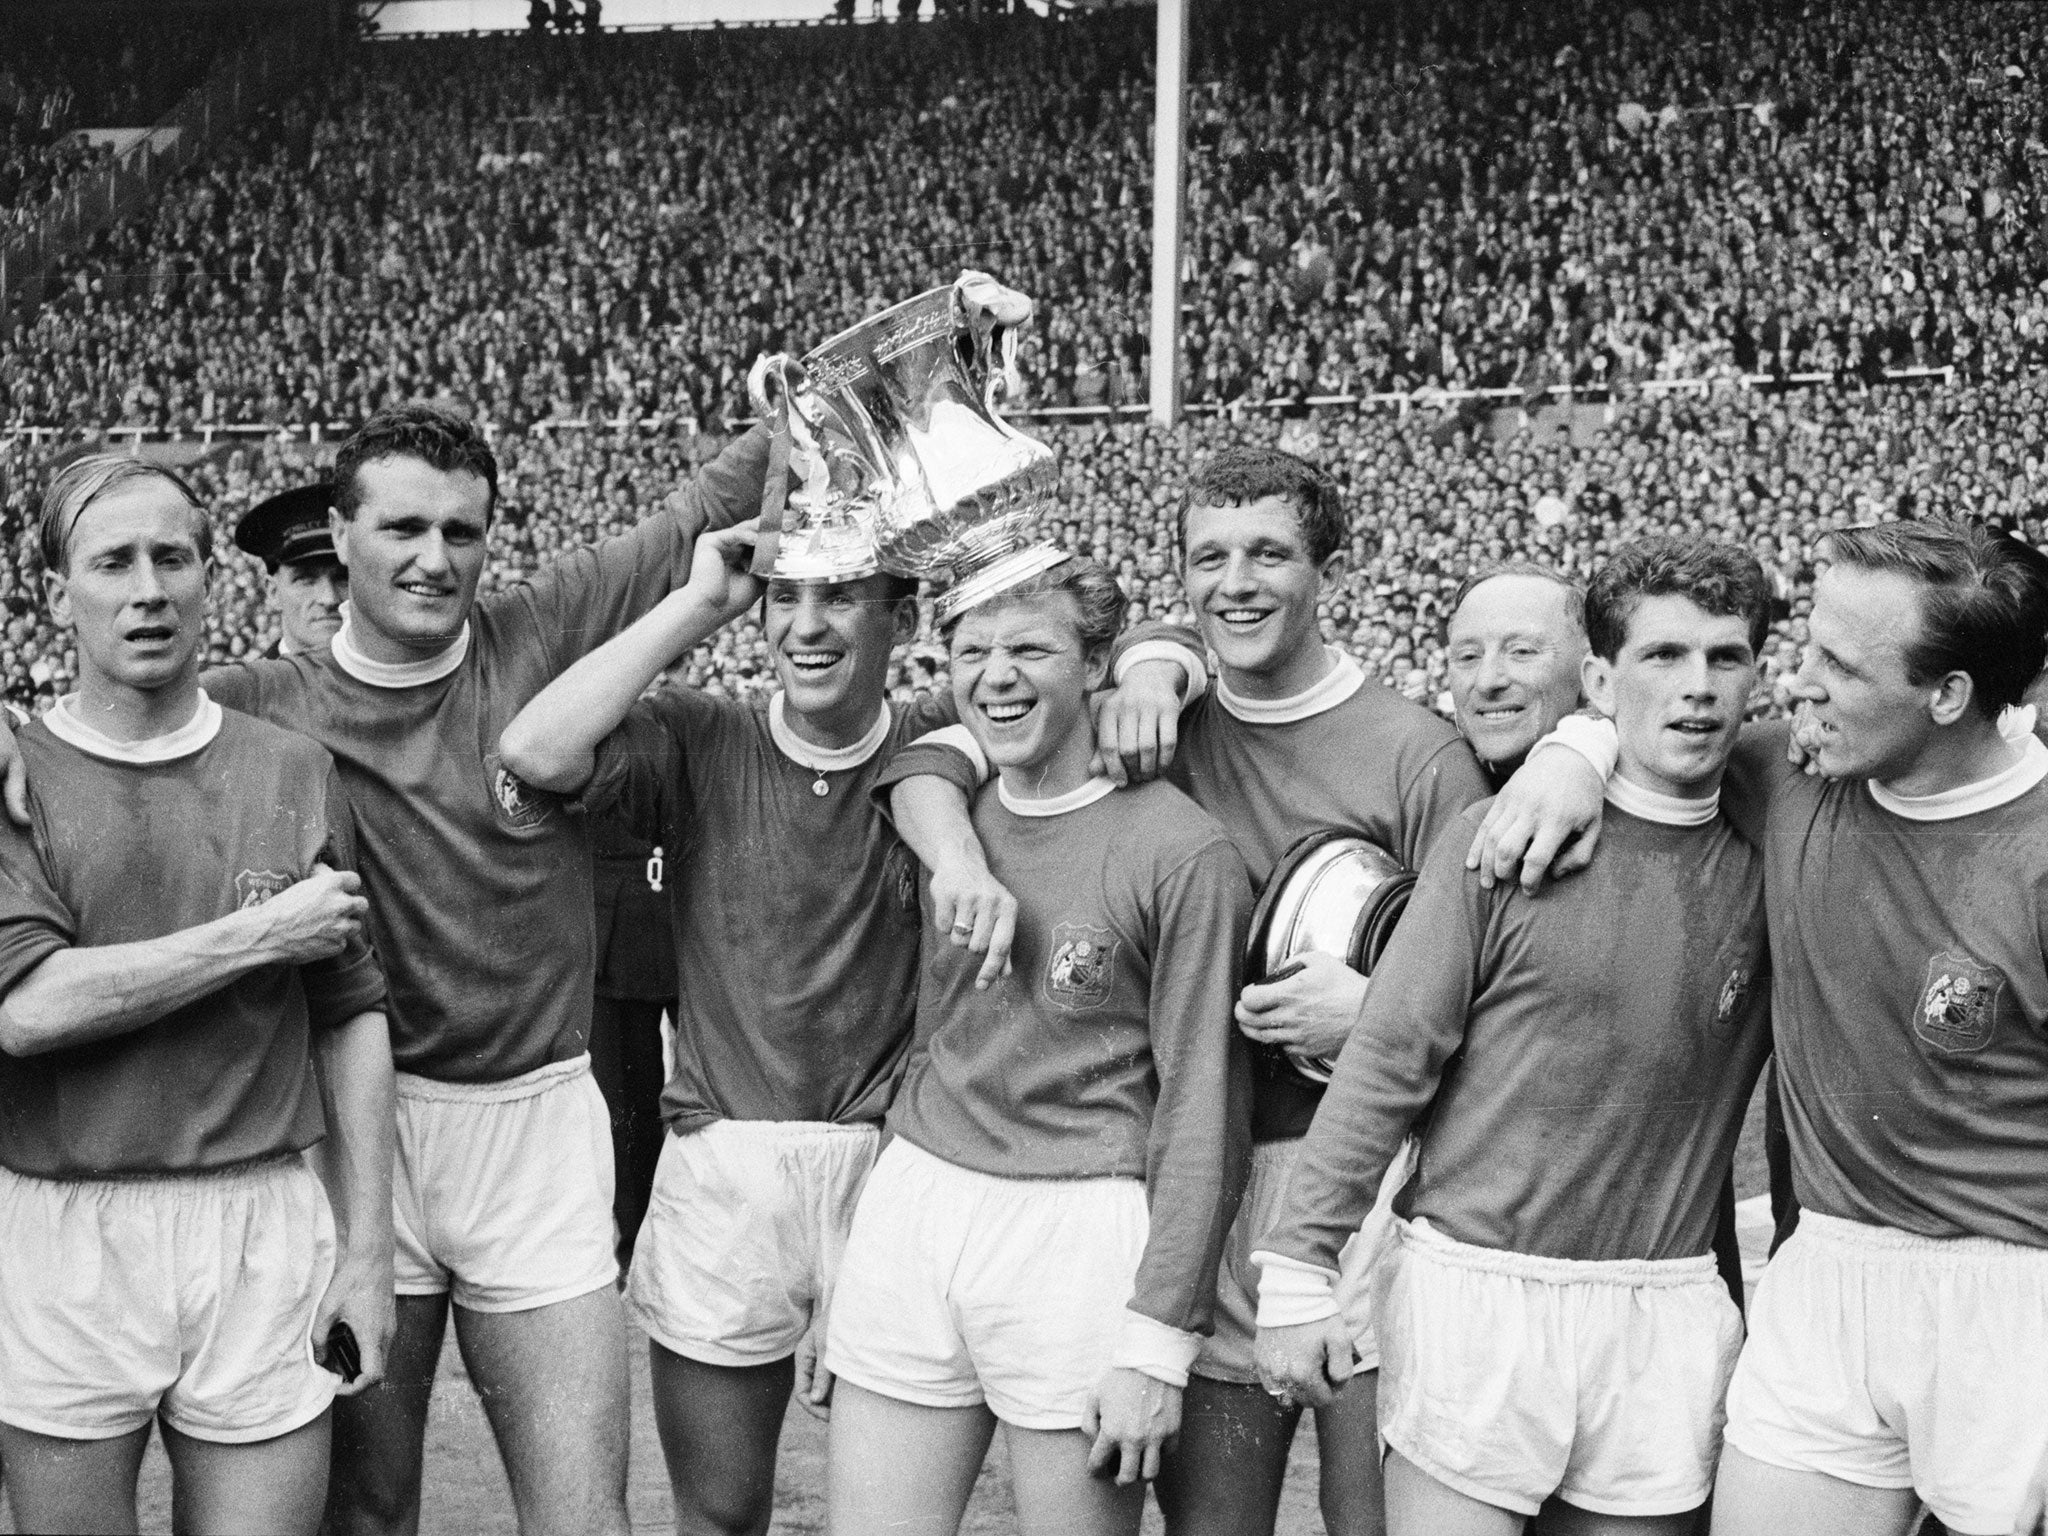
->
[2, 0, 2047, 713]
[0, 7, 256, 244]
[7, 374, 2046, 716]
[5, 0, 2048, 431]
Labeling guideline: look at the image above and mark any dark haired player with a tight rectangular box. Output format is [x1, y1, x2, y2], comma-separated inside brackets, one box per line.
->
[1475, 520, 2048, 1536]
[1256, 538, 1774, 1534]
[887, 445, 1492, 1536]
[828, 557, 1252, 1536]
[499, 519, 968, 1536]
[0, 457, 391, 1535]
[0, 404, 770, 1536]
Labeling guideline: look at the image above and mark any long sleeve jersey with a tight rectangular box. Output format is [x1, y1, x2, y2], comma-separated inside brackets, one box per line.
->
[892, 633, 1491, 1141]
[0, 700, 386, 1177]
[1262, 788, 1771, 1274]
[1724, 721, 2048, 1246]
[578, 687, 958, 1133]
[876, 772, 1256, 1338]
[204, 427, 768, 1083]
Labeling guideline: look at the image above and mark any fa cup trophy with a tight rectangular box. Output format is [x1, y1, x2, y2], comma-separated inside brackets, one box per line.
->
[748, 270, 1066, 622]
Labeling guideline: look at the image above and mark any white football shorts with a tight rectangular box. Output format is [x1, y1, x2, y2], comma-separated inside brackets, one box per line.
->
[1377, 1217, 1742, 1518]
[626, 1118, 879, 1367]
[825, 1137, 1148, 1431]
[0, 1153, 337, 1442]
[1725, 1209, 2048, 1536]
[1201, 1134, 1413, 1383]
[393, 1054, 617, 1313]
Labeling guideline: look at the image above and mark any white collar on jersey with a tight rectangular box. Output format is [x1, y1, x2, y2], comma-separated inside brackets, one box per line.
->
[1605, 771, 1719, 827]
[998, 775, 1118, 818]
[1216, 646, 1365, 725]
[330, 603, 471, 689]
[45, 689, 222, 764]
[1870, 731, 2048, 822]
[767, 691, 893, 772]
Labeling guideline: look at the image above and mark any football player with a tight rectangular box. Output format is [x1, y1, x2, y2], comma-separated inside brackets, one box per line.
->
[0, 458, 392, 1535]
[827, 556, 1252, 1536]
[1472, 520, 2048, 1536]
[500, 519, 963, 1536]
[1255, 538, 1774, 1534]
[885, 446, 1493, 1536]
[0, 405, 770, 1536]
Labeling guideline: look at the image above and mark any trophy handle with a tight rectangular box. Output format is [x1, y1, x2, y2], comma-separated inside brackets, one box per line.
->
[952, 270, 1033, 417]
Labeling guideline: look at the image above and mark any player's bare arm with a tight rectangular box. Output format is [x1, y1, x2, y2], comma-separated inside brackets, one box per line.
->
[1083, 1367, 1183, 1486]
[0, 861, 367, 1056]
[311, 1006, 398, 1397]
[499, 519, 764, 793]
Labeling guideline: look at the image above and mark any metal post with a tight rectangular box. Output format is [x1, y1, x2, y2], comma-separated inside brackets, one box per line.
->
[1147, 0, 1188, 425]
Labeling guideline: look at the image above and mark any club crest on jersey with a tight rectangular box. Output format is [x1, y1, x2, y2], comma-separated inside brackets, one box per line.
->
[1917, 950, 2004, 1054]
[486, 756, 552, 830]
[235, 870, 294, 909]
[1046, 924, 1118, 1012]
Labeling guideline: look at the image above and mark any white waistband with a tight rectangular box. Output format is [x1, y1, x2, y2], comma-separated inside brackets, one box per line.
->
[1399, 1217, 1719, 1287]
[0, 1149, 310, 1190]
[396, 1054, 591, 1105]
[1795, 1209, 2048, 1262]
[692, 1118, 881, 1143]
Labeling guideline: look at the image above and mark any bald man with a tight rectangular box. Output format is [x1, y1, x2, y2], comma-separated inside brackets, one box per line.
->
[1444, 564, 1588, 789]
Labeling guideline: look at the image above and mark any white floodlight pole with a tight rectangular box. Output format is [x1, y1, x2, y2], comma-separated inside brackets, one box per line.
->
[1148, 0, 1189, 425]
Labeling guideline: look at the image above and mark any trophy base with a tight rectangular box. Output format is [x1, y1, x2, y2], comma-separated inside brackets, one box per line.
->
[933, 542, 1073, 628]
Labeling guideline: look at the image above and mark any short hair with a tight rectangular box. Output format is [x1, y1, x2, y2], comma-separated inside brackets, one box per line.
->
[940, 556, 1128, 654]
[1823, 520, 2048, 719]
[1449, 561, 1587, 639]
[332, 402, 499, 522]
[38, 456, 208, 576]
[1176, 445, 1347, 566]
[1584, 538, 1772, 661]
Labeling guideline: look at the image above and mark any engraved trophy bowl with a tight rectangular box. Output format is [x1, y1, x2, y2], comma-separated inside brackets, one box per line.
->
[748, 271, 1065, 622]
[1245, 831, 1417, 1084]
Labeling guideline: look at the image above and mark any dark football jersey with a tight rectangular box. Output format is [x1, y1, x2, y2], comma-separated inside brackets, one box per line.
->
[0, 701, 385, 1176]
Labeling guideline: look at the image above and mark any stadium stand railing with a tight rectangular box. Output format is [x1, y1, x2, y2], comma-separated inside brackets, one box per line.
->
[0, 364, 1961, 446]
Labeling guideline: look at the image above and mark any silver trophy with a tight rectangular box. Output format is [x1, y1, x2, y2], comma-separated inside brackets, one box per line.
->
[747, 271, 1066, 623]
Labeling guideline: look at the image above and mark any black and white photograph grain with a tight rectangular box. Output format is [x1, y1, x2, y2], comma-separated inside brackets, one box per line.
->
[0, 0, 2044, 1532]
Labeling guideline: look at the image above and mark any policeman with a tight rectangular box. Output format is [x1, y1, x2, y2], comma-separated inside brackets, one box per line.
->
[233, 483, 346, 657]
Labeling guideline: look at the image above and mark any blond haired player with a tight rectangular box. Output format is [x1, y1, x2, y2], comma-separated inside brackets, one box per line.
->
[0, 458, 392, 1535]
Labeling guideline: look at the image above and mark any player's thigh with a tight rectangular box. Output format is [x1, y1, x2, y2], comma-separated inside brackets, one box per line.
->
[452, 1287, 630, 1534]
[326, 1291, 450, 1535]
[1316, 1367, 1385, 1536]
[161, 1409, 330, 1536]
[647, 1341, 794, 1536]
[1004, 1421, 1144, 1536]
[1383, 1447, 1526, 1536]
[0, 1420, 151, 1535]
[1154, 1374, 1299, 1536]
[1534, 1499, 1696, 1536]
[827, 1379, 995, 1536]
[1708, 1445, 1921, 1536]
